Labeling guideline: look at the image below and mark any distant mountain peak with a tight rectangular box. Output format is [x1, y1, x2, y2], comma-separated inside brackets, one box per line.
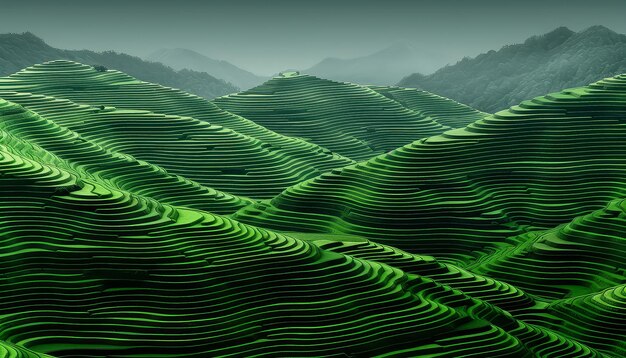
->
[579, 25, 617, 35]
[372, 42, 415, 58]
[568, 24, 625, 45]
[522, 26, 575, 50]
[146, 48, 266, 90]
[0, 31, 48, 46]
[398, 25, 626, 113]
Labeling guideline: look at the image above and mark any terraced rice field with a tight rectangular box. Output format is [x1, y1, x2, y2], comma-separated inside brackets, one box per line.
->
[213, 72, 486, 160]
[0, 61, 624, 357]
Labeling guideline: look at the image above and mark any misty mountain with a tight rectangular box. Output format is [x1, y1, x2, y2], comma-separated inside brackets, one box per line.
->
[0, 32, 238, 99]
[147, 48, 267, 90]
[399, 26, 626, 112]
[303, 43, 443, 86]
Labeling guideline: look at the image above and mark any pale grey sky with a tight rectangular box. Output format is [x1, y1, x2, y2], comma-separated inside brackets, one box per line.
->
[2, 0, 625, 75]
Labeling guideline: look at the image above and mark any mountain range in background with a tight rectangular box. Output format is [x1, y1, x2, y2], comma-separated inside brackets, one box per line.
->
[0, 32, 238, 99]
[147, 48, 268, 90]
[399, 25, 626, 112]
[302, 43, 444, 86]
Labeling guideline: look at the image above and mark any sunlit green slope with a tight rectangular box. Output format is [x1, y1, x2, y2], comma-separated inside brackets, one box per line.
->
[0, 62, 624, 356]
[0, 131, 605, 357]
[0, 97, 249, 214]
[303, 202, 626, 356]
[235, 74, 626, 264]
[0, 61, 353, 199]
[213, 72, 477, 161]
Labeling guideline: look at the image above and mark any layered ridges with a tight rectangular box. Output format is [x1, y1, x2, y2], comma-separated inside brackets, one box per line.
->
[472, 199, 626, 300]
[0, 61, 624, 357]
[311, 238, 536, 314]
[0, 147, 587, 357]
[0, 96, 249, 214]
[0, 61, 353, 199]
[235, 74, 626, 264]
[546, 285, 626, 357]
[213, 73, 453, 161]
[369, 85, 488, 129]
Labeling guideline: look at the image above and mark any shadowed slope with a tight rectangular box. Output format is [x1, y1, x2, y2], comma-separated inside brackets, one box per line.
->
[0, 97, 249, 214]
[213, 72, 453, 161]
[0, 61, 353, 199]
[235, 74, 626, 264]
[0, 141, 605, 357]
[470, 198, 626, 301]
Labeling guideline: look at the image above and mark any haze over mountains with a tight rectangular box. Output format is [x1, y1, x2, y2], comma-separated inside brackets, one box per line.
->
[303, 43, 444, 86]
[400, 25, 626, 112]
[0, 32, 238, 99]
[0, 59, 625, 356]
[147, 48, 268, 90]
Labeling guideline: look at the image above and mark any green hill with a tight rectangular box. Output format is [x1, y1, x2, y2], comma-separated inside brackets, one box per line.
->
[0, 61, 625, 356]
[0, 97, 249, 214]
[399, 26, 626, 112]
[235, 73, 626, 265]
[0, 60, 353, 200]
[0, 32, 238, 99]
[0, 104, 608, 356]
[369, 85, 489, 129]
[214, 72, 485, 161]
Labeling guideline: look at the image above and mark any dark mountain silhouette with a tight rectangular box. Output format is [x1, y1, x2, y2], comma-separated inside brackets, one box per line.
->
[399, 26, 626, 112]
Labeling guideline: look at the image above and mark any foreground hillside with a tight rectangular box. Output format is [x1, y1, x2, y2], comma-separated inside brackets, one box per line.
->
[399, 26, 626, 112]
[214, 72, 486, 161]
[0, 97, 614, 357]
[235, 73, 626, 265]
[0, 62, 624, 356]
[0, 32, 238, 99]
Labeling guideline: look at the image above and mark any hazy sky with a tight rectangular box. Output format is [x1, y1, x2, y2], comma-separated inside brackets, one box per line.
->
[2, 0, 626, 75]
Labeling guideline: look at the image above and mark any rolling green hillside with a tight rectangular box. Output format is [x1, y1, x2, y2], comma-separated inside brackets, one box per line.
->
[369, 85, 488, 129]
[0, 111, 609, 356]
[0, 60, 625, 356]
[0, 97, 250, 214]
[0, 61, 353, 200]
[235, 73, 626, 265]
[213, 72, 485, 161]
[0, 32, 239, 99]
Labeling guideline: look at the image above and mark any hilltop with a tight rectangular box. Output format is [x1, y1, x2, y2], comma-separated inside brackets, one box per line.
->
[235, 72, 626, 265]
[147, 48, 267, 90]
[214, 72, 486, 161]
[0, 32, 238, 99]
[0, 111, 607, 356]
[399, 26, 626, 112]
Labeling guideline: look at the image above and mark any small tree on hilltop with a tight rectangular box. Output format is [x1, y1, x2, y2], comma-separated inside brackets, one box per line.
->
[93, 65, 108, 72]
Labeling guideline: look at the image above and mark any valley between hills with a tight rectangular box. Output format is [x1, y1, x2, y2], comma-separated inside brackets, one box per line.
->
[0, 60, 624, 357]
